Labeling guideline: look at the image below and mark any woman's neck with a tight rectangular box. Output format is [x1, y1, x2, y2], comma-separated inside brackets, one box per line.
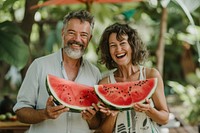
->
[114, 65, 140, 82]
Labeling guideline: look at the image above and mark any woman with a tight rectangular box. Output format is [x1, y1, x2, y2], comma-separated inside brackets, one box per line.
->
[97, 23, 169, 133]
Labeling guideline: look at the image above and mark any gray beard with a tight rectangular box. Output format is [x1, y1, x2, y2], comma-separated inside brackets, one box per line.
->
[63, 45, 84, 59]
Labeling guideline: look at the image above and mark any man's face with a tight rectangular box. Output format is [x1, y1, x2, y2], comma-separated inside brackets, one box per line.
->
[62, 18, 92, 59]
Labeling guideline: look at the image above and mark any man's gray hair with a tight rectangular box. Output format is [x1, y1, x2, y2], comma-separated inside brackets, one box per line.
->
[63, 10, 94, 31]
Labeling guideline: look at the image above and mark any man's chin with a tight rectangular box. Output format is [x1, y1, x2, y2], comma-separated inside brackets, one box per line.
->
[65, 51, 83, 59]
[63, 46, 85, 59]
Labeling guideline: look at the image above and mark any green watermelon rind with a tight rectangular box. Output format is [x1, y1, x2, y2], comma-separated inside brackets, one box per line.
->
[94, 78, 158, 110]
[46, 76, 88, 113]
[94, 85, 132, 110]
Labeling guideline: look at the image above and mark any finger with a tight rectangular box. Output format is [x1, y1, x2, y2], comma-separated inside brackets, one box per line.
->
[81, 110, 93, 120]
[46, 96, 54, 106]
[133, 104, 142, 112]
[145, 99, 150, 104]
[98, 102, 107, 107]
[135, 102, 148, 109]
[98, 104, 109, 110]
[110, 111, 117, 116]
[134, 102, 151, 112]
[85, 107, 96, 116]
[49, 105, 64, 111]
[99, 109, 109, 114]
[46, 106, 69, 119]
[98, 105, 107, 110]
[46, 104, 69, 115]
[106, 110, 111, 116]
[92, 103, 99, 111]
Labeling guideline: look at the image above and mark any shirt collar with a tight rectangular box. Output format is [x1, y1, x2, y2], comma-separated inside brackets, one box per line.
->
[59, 48, 85, 79]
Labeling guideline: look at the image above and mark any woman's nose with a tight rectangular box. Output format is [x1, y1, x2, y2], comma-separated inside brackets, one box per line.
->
[116, 45, 122, 51]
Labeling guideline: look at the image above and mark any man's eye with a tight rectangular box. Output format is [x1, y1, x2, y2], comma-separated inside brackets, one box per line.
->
[68, 32, 75, 35]
[81, 34, 88, 39]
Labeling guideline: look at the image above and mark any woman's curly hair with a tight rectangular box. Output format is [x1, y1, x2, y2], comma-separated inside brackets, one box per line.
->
[97, 23, 149, 70]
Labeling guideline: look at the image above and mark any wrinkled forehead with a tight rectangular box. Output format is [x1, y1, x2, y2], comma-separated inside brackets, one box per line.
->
[63, 18, 92, 34]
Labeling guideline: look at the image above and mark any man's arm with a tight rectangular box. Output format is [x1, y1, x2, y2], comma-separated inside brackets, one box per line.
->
[16, 96, 69, 124]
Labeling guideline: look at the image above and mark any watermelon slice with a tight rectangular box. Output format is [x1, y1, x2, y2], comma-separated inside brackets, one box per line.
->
[46, 74, 99, 112]
[94, 78, 157, 110]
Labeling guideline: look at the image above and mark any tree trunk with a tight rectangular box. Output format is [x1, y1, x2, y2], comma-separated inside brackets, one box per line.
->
[0, 62, 10, 90]
[156, 7, 167, 77]
[21, 0, 38, 45]
[20, 0, 39, 79]
[181, 42, 196, 76]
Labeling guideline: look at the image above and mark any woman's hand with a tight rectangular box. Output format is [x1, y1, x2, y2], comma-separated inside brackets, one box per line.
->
[133, 99, 152, 113]
[98, 102, 119, 116]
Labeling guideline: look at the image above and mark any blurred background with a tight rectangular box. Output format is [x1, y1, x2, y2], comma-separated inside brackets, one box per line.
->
[0, 0, 200, 132]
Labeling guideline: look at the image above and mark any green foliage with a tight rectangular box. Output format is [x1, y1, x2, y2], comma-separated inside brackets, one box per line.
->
[168, 69, 200, 125]
[0, 21, 29, 70]
[1, 0, 19, 10]
[164, 42, 184, 83]
[44, 21, 63, 54]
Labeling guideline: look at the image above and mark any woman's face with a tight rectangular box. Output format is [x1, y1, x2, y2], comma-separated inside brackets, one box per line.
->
[108, 33, 132, 66]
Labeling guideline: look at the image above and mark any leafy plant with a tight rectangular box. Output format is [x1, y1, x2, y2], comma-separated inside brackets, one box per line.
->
[168, 69, 200, 125]
[0, 21, 29, 70]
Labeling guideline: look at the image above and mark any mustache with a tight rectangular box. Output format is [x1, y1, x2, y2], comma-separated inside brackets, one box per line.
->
[67, 40, 84, 47]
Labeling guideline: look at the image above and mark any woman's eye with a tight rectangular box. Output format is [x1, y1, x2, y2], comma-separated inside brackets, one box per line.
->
[121, 41, 127, 45]
[109, 44, 116, 47]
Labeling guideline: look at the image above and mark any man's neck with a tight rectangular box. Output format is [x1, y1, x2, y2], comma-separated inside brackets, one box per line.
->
[62, 51, 82, 81]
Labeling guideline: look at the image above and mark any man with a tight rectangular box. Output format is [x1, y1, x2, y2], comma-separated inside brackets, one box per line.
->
[13, 10, 101, 133]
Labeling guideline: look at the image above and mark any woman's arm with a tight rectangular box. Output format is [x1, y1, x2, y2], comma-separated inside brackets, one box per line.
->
[134, 68, 169, 125]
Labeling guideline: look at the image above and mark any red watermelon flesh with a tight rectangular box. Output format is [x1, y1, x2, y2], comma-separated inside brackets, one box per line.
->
[46, 74, 99, 112]
[94, 78, 157, 110]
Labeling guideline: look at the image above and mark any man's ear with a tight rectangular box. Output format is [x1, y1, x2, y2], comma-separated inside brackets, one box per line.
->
[89, 35, 92, 41]
[61, 28, 64, 37]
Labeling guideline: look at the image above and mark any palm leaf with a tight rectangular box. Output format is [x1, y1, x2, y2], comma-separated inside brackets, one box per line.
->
[0, 21, 29, 70]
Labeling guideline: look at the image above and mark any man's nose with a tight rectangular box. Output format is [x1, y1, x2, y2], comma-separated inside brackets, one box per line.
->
[74, 34, 81, 42]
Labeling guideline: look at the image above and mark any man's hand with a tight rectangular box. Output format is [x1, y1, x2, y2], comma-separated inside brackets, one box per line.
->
[81, 103, 100, 129]
[81, 103, 99, 120]
[45, 96, 69, 119]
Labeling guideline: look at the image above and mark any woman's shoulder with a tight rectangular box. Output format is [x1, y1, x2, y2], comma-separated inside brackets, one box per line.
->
[144, 67, 161, 78]
[98, 76, 109, 84]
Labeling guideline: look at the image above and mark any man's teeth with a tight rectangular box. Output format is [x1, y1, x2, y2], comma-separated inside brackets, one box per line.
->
[72, 44, 80, 46]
